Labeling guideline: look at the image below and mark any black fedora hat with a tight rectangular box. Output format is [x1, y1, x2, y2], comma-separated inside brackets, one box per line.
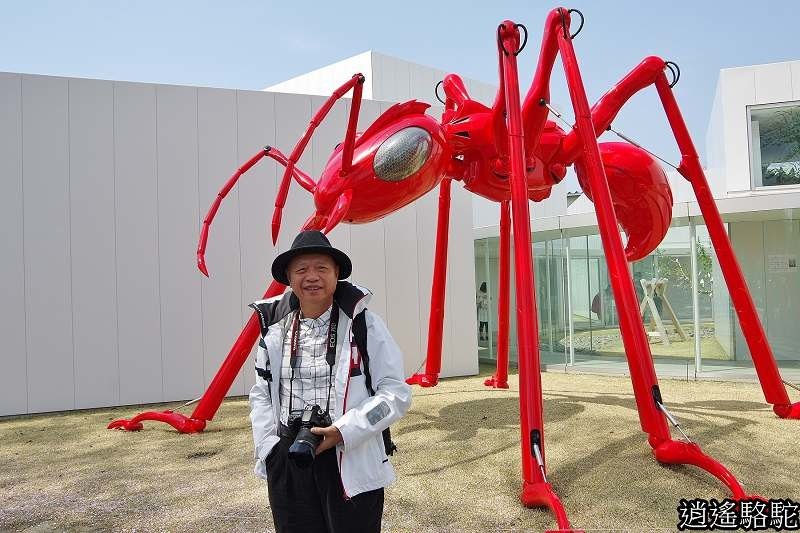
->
[271, 230, 352, 285]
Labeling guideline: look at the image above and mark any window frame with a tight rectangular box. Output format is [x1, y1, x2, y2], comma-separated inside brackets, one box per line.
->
[747, 100, 800, 191]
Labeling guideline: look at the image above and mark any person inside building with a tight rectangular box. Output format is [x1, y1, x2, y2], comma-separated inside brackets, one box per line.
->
[476, 281, 490, 342]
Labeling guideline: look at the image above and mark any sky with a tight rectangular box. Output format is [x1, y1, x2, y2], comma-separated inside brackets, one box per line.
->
[2, 0, 799, 170]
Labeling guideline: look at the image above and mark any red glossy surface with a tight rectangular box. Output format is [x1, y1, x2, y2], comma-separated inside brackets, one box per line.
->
[484, 199, 510, 390]
[654, 74, 799, 415]
[498, 19, 548, 495]
[574, 142, 672, 261]
[314, 102, 450, 224]
[407, 178, 451, 386]
[114, 8, 798, 529]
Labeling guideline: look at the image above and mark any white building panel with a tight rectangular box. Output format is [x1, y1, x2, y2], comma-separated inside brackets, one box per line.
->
[792, 62, 800, 101]
[448, 183, 479, 377]
[706, 60, 800, 197]
[68, 78, 118, 409]
[753, 62, 793, 105]
[1, 69, 478, 416]
[383, 201, 424, 376]
[408, 63, 437, 107]
[114, 82, 163, 406]
[705, 80, 726, 198]
[22, 75, 75, 413]
[265, 51, 374, 99]
[156, 84, 204, 402]
[198, 88, 245, 396]
[265, 51, 497, 109]
[0, 73, 27, 416]
[414, 181, 449, 370]
[236, 89, 277, 395]
[719, 68, 756, 194]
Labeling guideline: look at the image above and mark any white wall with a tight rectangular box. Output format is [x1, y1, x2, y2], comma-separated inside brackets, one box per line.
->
[707, 60, 800, 196]
[0, 72, 477, 417]
[731, 220, 800, 361]
[762, 220, 800, 360]
[264, 51, 375, 99]
[264, 50, 497, 107]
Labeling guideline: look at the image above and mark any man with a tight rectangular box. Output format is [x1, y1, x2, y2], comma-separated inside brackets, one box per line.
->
[248, 230, 412, 533]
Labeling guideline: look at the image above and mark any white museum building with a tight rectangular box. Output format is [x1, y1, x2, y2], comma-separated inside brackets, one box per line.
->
[1, 53, 798, 417]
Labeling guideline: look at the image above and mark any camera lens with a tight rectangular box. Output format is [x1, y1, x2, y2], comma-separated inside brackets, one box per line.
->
[288, 440, 315, 468]
[288, 428, 322, 468]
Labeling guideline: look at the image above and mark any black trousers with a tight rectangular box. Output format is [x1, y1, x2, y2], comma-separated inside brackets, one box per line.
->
[266, 435, 384, 533]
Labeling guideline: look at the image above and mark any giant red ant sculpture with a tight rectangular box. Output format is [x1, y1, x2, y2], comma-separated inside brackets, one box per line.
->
[109, 8, 799, 531]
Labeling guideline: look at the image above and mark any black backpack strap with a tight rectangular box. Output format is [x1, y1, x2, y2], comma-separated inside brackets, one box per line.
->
[353, 310, 398, 456]
[249, 293, 297, 384]
[255, 337, 272, 382]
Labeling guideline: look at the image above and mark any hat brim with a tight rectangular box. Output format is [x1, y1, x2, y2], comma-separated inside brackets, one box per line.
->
[271, 245, 352, 285]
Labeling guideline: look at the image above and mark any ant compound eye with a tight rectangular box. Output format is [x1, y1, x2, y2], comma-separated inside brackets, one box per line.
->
[373, 127, 432, 182]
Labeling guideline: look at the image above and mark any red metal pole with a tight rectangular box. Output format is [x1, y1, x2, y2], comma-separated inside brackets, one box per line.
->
[499, 20, 543, 485]
[520, 10, 568, 157]
[197, 149, 268, 277]
[272, 74, 364, 244]
[654, 75, 799, 418]
[485, 199, 510, 389]
[554, 13, 755, 501]
[108, 280, 286, 432]
[191, 282, 285, 420]
[556, 23, 671, 443]
[340, 75, 365, 177]
[499, 23, 573, 531]
[407, 179, 452, 387]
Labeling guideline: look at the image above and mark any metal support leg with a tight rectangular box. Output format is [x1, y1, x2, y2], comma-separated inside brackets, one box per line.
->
[485, 200, 510, 389]
[407, 179, 452, 388]
[108, 280, 286, 432]
[654, 76, 799, 419]
[499, 19, 574, 532]
[557, 19, 754, 500]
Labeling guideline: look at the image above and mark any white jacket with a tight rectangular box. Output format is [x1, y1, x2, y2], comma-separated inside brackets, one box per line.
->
[248, 282, 412, 497]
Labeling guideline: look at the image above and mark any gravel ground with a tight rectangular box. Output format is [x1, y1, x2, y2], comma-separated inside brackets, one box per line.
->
[1, 370, 797, 532]
[565, 323, 728, 360]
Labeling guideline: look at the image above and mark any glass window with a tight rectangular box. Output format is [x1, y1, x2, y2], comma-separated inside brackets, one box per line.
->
[749, 102, 800, 188]
[474, 239, 493, 361]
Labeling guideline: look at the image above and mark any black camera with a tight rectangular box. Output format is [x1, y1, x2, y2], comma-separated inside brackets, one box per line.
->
[288, 404, 332, 468]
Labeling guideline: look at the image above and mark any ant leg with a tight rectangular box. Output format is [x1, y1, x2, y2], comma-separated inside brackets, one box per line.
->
[485, 199, 510, 389]
[407, 179, 453, 388]
[499, 19, 574, 532]
[557, 26, 754, 499]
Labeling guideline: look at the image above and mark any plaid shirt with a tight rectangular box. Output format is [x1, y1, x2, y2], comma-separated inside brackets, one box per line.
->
[278, 305, 338, 425]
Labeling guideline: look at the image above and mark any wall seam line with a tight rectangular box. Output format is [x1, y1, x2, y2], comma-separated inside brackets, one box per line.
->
[67, 78, 77, 410]
[112, 82, 121, 405]
[20, 75, 30, 414]
[154, 85, 165, 402]
[197, 88, 207, 391]
[235, 89, 245, 395]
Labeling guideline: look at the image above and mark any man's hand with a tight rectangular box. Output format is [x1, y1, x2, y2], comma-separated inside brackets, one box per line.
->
[310, 425, 342, 454]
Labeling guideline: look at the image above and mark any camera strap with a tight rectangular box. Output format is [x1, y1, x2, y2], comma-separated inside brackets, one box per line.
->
[287, 304, 339, 417]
